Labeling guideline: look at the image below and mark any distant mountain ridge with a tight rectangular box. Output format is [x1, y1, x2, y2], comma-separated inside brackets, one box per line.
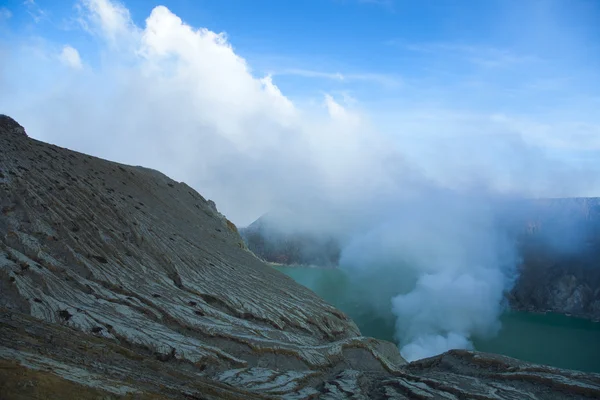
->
[241, 216, 341, 266]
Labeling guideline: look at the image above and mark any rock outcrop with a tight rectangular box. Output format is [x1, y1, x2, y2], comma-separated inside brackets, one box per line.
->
[1, 115, 599, 399]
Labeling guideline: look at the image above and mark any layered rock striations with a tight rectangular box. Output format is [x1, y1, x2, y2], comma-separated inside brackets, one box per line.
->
[1, 115, 599, 399]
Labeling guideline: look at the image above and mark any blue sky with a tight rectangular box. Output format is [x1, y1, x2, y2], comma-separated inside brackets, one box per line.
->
[3, 0, 599, 104]
[1, 0, 600, 223]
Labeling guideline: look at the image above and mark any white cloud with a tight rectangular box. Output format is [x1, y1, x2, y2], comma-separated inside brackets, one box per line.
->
[281, 68, 345, 81]
[3, 1, 394, 226]
[358, 0, 394, 8]
[277, 68, 401, 88]
[389, 41, 541, 69]
[59, 45, 83, 69]
[4, 0, 599, 224]
[0, 7, 11, 20]
[23, 0, 47, 23]
[77, 0, 137, 46]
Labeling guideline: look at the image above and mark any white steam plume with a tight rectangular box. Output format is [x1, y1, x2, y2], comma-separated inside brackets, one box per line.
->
[2, 0, 599, 361]
[339, 194, 518, 361]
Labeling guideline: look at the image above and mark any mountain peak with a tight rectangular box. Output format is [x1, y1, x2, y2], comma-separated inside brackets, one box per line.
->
[0, 115, 28, 137]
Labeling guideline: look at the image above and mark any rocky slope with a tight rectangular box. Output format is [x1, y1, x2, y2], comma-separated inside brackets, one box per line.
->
[1, 115, 599, 399]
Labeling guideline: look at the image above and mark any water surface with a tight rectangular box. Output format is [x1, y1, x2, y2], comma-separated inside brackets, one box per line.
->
[277, 265, 600, 372]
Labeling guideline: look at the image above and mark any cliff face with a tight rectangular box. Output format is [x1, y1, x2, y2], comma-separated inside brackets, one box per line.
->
[509, 256, 600, 320]
[1, 115, 599, 399]
[509, 198, 600, 319]
[240, 217, 340, 266]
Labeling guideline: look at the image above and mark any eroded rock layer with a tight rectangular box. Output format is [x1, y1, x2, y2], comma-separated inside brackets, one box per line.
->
[1, 115, 599, 399]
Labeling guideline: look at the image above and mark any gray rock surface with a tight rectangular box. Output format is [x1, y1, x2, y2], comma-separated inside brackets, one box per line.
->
[1, 114, 599, 399]
[509, 197, 600, 320]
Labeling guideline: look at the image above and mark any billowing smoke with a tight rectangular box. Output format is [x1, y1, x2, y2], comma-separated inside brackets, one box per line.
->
[338, 193, 519, 361]
[2, 0, 598, 361]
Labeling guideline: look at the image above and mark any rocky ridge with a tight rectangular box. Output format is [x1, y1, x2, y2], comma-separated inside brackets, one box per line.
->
[1, 115, 599, 399]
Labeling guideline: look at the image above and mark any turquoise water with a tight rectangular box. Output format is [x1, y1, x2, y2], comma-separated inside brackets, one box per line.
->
[276, 266, 600, 373]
